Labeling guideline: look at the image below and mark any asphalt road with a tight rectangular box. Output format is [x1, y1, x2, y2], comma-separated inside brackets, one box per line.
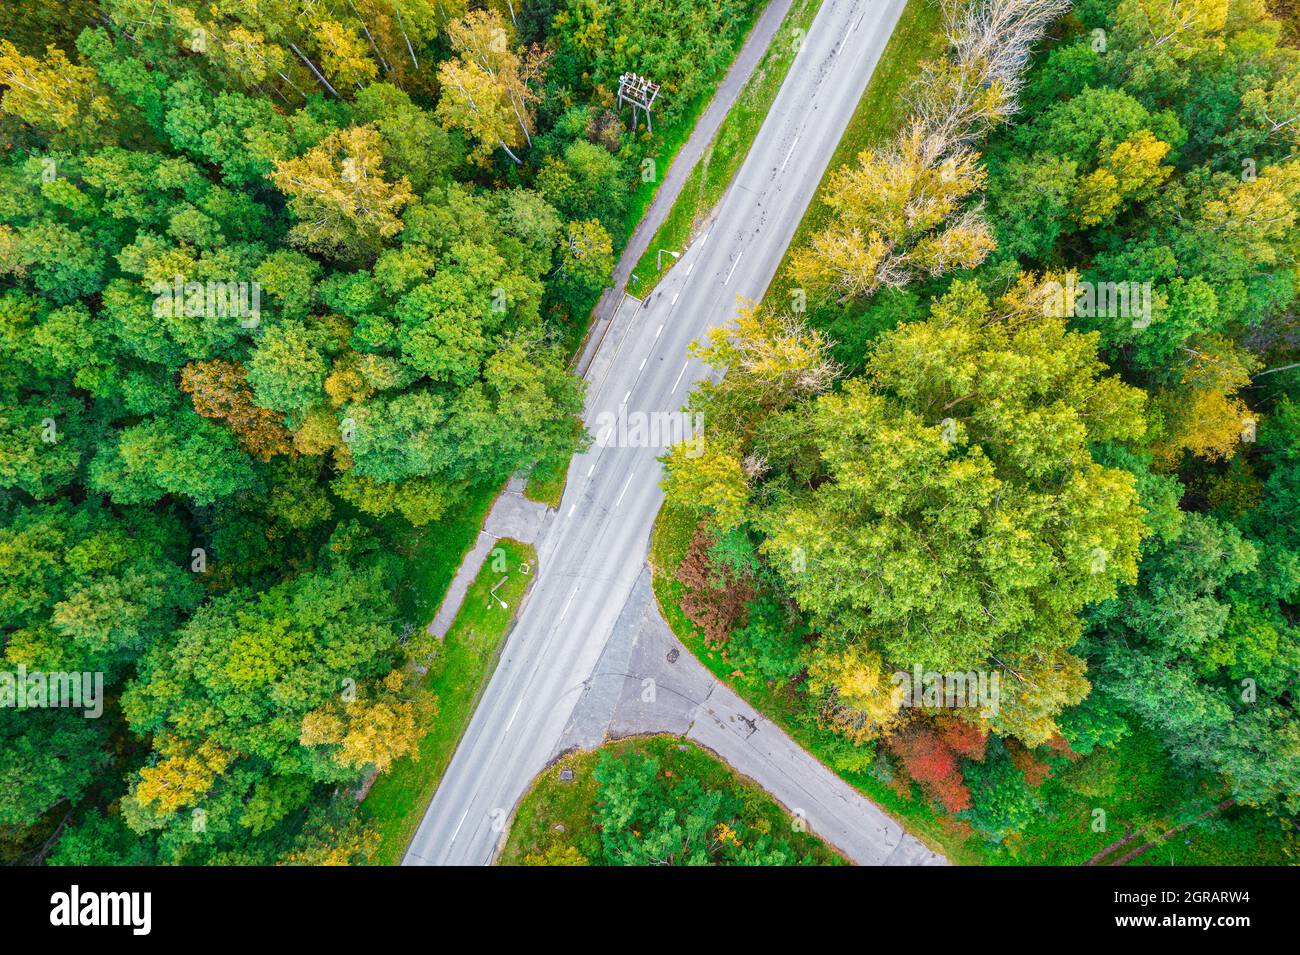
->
[403, 0, 909, 866]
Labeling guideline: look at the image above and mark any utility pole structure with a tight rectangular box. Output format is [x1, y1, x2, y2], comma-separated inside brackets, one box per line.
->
[617, 72, 661, 133]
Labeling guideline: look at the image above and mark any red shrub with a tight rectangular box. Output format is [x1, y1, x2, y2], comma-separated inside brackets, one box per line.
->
[1006, 739, 1052, 788]
[937, 715, 989, 762]
[1045, 733, 1078, 760]
[675, 529, 754, 646]
[885, 719, 973, 814]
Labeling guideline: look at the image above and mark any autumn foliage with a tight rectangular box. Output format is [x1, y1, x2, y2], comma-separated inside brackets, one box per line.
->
[936, 714, 989, 761]
[884, 717, 981, 814]
[1006, 738, 1053, 788]
[675, 528, 754, 646]
[180, 359, 295, 461]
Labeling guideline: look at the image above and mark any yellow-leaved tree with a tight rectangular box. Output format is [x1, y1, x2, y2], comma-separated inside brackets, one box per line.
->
[791, 122, 995, 302]
[805, 643, 906, 744]
[0, 40, 116, 144]
[299, 669, 433, 775]
[270, 125, 414, 262]
[1071, 130, 1173, 228]
[1150, 337, 1260, 468]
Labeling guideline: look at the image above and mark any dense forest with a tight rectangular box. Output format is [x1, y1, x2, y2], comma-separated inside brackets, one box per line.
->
[0, 0, 763, 864]
[665, 0, 1300, 859]
[5, 0, 1299, 868]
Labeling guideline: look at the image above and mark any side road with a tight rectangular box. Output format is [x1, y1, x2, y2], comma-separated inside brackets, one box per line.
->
[558, 567, 949, 866]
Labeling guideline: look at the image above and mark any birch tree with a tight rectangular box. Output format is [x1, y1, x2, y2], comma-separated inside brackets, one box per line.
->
[436, 53, 523, 163]
[441, 9, 549, 154]
[270, 125, 415, 261]
[791, 122, 995, 301]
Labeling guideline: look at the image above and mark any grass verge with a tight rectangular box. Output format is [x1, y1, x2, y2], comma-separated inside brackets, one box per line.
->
[546, 1, 774, 475]
[498, 734, 845, 865]
[553, 3, 768, 362]
[389, 484, 498, 627]
[627, 0, 824, 296]
[362, 537, 537, 865]
[616, 2, 769, 246]
[523, 450, 569, 507]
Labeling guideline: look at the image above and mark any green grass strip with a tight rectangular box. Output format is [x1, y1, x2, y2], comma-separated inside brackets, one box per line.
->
[362, 538, 538, 865]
